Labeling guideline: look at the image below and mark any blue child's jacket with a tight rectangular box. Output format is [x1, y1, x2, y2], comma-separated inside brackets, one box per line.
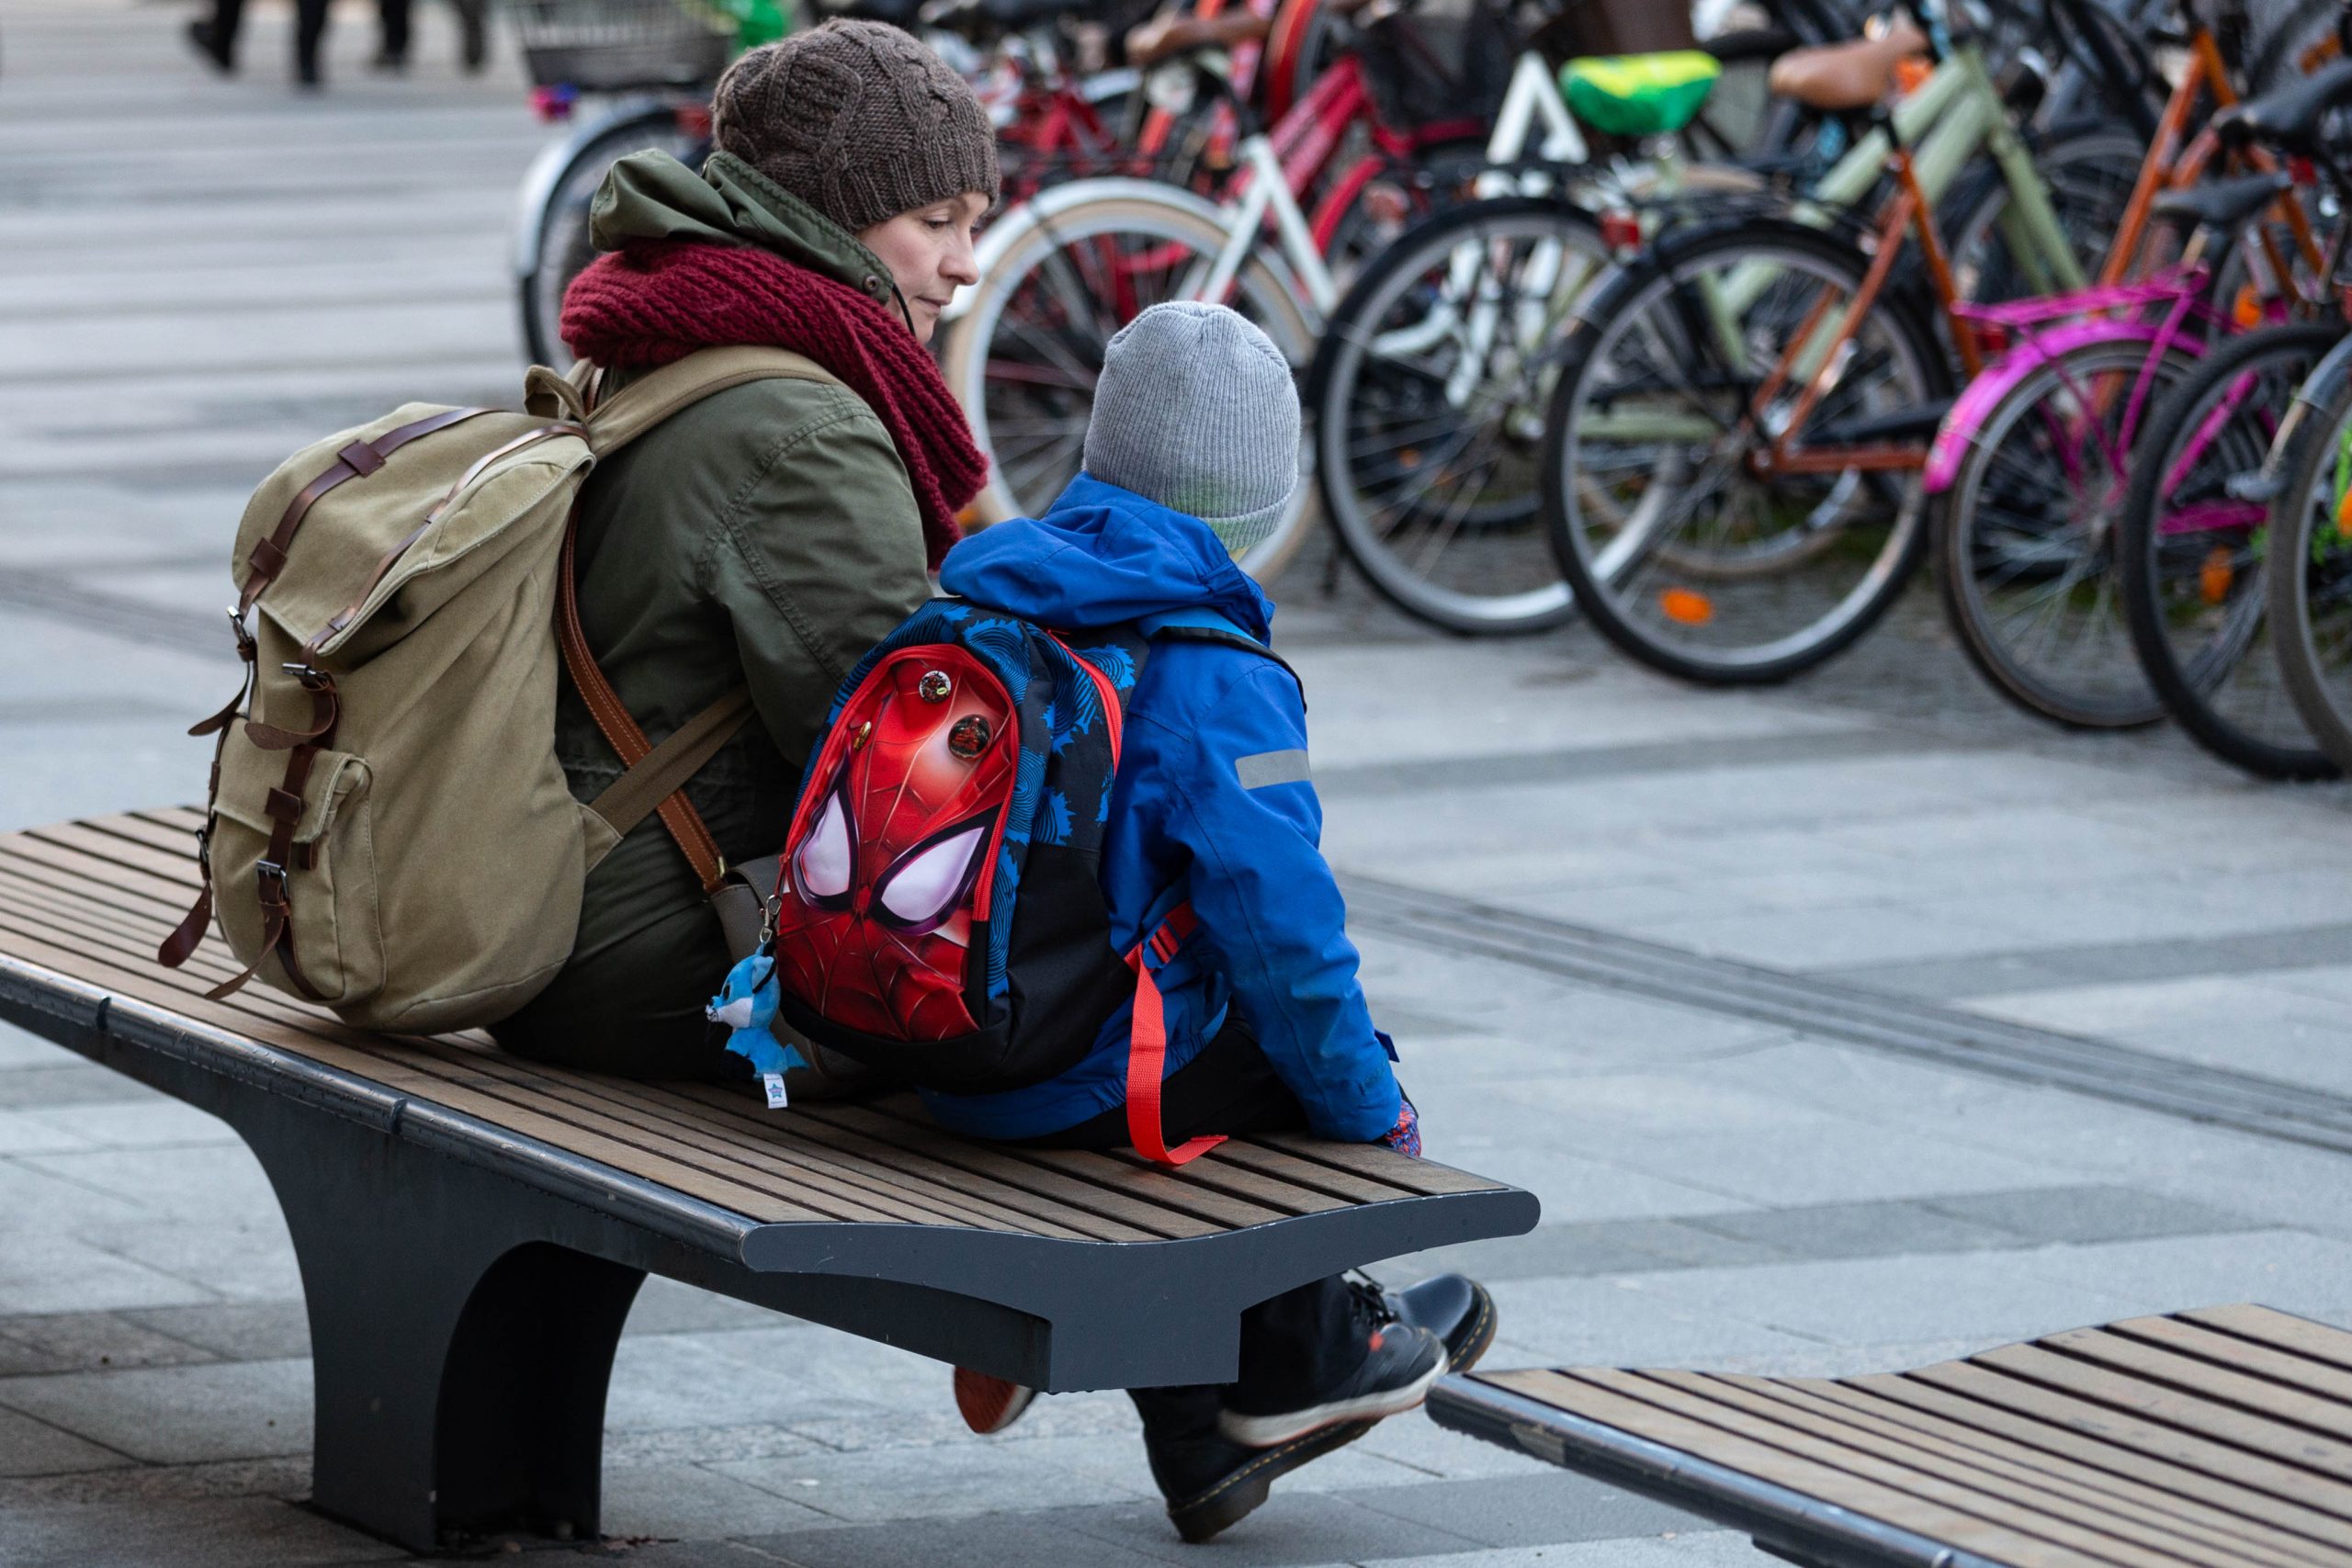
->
[922, 474, 1403, 1144]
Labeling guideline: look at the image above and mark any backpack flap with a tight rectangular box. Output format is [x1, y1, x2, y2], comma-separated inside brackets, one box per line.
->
[283, 418, 594, 666]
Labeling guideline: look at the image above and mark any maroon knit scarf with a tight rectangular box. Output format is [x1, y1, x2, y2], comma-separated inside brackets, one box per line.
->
[560, 241, 983, 569]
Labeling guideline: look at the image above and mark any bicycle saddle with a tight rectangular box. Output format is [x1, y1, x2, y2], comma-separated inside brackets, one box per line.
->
[1125, 6, 1271, 67]
[2149, 169, 2292, 231]
[1764, 13, 1927, 111]
[1560, 51, 1723, 137]
[2214, 57, 2352, 155]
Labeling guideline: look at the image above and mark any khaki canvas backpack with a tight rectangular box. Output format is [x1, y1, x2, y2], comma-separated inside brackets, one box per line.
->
[159, 346, 842, 1034]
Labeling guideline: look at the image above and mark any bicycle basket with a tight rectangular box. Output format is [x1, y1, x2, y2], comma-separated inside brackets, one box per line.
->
[1359, 0, 1514, 131]
[509, 0, 736, 91]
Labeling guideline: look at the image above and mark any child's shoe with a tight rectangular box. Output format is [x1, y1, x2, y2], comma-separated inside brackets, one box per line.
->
[952, 1367, 1035, 1434]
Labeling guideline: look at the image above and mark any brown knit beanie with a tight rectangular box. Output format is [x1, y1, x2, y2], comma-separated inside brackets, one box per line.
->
[711, 20, 1001, 236]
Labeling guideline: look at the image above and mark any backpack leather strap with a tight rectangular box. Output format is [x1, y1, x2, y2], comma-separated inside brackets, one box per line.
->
[1125, 901, 1225, 1167]
[556, 513, 743, 894]
[552, 348, 845, 894]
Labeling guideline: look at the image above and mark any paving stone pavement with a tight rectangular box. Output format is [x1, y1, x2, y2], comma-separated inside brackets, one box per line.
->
[7, 2, 2352, 1564]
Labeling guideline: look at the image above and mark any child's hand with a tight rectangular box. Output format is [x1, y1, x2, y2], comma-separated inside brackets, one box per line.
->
[1381, 1092, 1420, 1158]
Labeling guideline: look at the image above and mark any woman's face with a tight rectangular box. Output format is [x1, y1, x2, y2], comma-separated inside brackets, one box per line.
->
[858, 193, 988, 344]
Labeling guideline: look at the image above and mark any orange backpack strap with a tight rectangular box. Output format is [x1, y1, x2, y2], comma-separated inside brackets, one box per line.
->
[1125, 901, 1225, 1167]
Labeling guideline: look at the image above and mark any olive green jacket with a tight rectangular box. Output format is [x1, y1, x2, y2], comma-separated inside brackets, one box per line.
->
[493, 151, 930, 1074]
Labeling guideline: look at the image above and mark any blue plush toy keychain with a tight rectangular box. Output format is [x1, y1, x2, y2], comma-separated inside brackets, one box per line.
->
[706, 952, 807, 1110]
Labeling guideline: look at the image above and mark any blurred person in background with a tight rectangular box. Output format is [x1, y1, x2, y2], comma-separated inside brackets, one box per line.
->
[187, 0, 486, 85]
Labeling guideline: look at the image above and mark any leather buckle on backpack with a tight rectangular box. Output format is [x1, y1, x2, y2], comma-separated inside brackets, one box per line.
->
[226, 607, 257, 662]
[280, 661, 332, 691]
[254, 859, 288, 910]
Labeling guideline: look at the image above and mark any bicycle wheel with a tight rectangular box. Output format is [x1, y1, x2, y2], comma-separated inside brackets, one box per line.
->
[937, 188, 1320, 580]
[1311, 195, 1610, 635]
[1939, 333, 2197, 728]
[2265, 369, 2352, 771]
[1542, 219, 1946, 684]
[516, 106, 704, 369]
[2120, 321, 2341, 779]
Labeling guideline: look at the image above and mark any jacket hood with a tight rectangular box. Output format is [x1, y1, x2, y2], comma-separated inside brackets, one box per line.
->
[938, 475, 1275, 639]
[589, 149, 896, 311]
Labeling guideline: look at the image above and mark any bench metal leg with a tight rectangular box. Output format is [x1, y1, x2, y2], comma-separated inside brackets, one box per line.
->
[238, 1115, 645, 1552]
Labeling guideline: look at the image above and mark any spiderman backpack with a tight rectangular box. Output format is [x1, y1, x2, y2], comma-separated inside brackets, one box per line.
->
[765, 598, 1288, 1165]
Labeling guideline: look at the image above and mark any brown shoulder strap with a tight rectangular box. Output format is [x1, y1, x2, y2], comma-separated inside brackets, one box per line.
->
[585, 686, 753, 844]
[554, 348, 842, 893]
[557, 515, 741, 893]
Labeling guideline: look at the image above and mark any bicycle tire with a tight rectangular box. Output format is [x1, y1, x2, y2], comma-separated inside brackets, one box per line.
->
[1938, 333, 2197, 729]
[936, 188, 1320, 581]
[2247, 0, 2345, 94]
[1310, 194, 1609, 635]
[1542, 219, 1947, 685]
[517, 107, 704, 369]
[2120, 321, 2341, 779]
[2264, 365, 2352, 771]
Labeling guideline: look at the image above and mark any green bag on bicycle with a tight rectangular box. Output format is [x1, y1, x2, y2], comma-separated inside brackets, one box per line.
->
[1560, 51, 1721, 138]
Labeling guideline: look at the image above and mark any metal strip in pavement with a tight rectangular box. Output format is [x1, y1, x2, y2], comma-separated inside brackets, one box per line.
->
[0, 573, 224, 660]
[1342, 874, 2352, 1156]
[1823, 920, 2352, 999]
[1316, 728, 1981, 798]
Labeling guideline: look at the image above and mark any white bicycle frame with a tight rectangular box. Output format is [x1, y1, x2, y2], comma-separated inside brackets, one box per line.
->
[1086, 51, 1593, 341]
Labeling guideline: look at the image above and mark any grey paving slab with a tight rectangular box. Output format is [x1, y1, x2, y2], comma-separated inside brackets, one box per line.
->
[605, 1423, 827, 1470]
[1057, 1490, 1487, 1567]
[1478, 1279, 1821, 1368]
[0, 1358, 311, 1464]
[1614, 1249, 2151, 1348]
[597, 1461, 835, 1540]
[0, 1026, 80, 1071]
[1359, 1534, 1766, 1567]
[0, 1454, 311, 1511]
[0, 1310, 219, 1377]
[0, 1496, 400, 1568]
[0, 1229, 220, 1316]
[0, 1405, 130, 1478]
[709, 1434, 1159, 1525]
[741, 1509, 1174, 1568]
[0, 1111, 97, 1156]
[120, 1301, 311, 1364]
[15, 1100, 241, 1151]
[1918, 1184, 2262, 1246]
[1344, 1473, 1700, 1551]
[2001, 1232, 2352, 1322]
[0, 1062, 156, 1111]
[624, 1277, 790, 1338]
[73, 1217, 304, 1303]
[16, 1145, 281, 1227]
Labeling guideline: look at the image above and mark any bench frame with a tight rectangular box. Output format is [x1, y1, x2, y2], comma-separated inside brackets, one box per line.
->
[2, 954, 1536, 1551]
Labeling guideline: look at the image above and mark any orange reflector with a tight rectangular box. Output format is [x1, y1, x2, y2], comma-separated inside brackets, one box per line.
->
[1894, 56, 1930, 95]
[1659, 588, 1713, 625]
[2233, 285, 2264, 329]
[2337, 488, 2352, 538]
[956, 503, 982, 531]
[2200, 547, 2234, 604]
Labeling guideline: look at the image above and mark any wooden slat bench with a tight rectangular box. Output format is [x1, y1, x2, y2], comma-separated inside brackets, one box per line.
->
[0, 810, 1538, 1551]
[1429, 1304, 2352, 1568]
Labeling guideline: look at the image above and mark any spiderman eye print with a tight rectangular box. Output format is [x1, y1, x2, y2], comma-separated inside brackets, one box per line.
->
[771, 651, 1015, 1042]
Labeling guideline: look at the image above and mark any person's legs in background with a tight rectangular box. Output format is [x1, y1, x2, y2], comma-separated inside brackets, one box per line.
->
[186, 0, 241, 72]
[375, 0, 413, 70]
[294, 0, 330, 86]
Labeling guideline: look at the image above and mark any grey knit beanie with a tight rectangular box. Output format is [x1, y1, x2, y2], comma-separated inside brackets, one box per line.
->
[711, 20, 1000, 236]
[1084, 303, 1301, 561]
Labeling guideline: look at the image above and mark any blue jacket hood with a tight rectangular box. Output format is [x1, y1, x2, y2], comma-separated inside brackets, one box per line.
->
[937, 474, 1273, 640]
